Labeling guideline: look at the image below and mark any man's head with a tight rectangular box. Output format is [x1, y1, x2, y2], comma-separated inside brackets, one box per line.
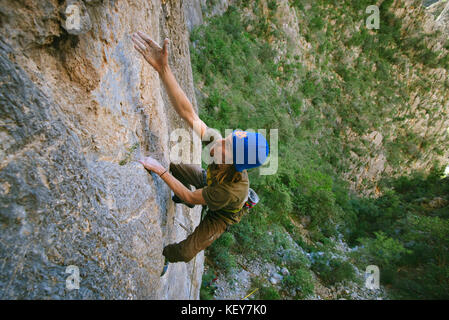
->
[232, 130, 269, 171]
[209, 130, 270, 171]
[209, 133, 233, 168]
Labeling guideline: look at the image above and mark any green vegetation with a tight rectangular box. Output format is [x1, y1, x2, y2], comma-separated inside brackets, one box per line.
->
[311, 254, 357, 286]
[192, 0, 449, 299]
[207, 232, 237, 275]
[348, 166, 449, 299]
[250, 278, 281, 300]
[200, 268, 218, 300]
[119, 142, 140, 165]
[257, 286, 281, 300]
[281, 268, 315, 298]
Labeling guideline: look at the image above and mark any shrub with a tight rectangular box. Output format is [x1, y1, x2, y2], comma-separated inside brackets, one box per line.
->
[281, 248, 310, 270]
[250, 277, 281, 300]
[200, 269, 217, 300]
[356, 231, 411, 267]
[311, 254, 356, 286]
[282, 268, 314, 299]
[207, 233, 237, 274]
[258, 285, 281, 300]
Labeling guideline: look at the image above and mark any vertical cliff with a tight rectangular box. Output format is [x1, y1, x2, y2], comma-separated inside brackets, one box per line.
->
[0, 0, 203, 299]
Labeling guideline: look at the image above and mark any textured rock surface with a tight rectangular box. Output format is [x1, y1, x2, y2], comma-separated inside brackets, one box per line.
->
[427, 0, 449, 33]
[183, 0, 206, 33]
[0, 0, 203, 299]
[182, 0, 235, 33]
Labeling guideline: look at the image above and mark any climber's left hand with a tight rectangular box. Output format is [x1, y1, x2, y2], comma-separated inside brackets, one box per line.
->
[138, 156, 165, 176]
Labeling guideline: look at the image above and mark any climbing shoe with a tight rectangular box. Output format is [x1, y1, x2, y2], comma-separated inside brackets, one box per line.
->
[172, 194, 195, 208]
[160, 257, 169, 277]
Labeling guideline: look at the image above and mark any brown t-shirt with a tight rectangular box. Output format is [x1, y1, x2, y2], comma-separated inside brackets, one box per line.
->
[202, 163, 249, 212]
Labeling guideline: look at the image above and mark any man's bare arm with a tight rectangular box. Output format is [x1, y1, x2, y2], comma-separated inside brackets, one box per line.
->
[159, 65, 207, 138]
[132, 31, 207, 139]
[139, 157, 206, 205]
[161, 172, 207, 205]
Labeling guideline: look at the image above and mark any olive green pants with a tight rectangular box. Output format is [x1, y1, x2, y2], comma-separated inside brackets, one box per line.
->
[162, 163, 229, 263]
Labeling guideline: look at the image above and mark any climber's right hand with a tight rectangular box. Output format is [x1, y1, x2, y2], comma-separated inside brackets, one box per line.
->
[132, 31, 169, 74]
[138, 156, 165, 176]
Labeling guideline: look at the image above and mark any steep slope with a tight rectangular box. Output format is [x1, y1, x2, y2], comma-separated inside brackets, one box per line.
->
[188, 0, 448, 300]
[427, 0, 449, 33]
[261, 0, 449, 197]
[0, 0, 203, 299]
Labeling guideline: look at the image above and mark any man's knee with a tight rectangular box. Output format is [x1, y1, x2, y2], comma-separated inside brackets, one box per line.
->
[169, 162, 177, 174]
[163, 244, 196, 263]
[178, 251, 196, 263]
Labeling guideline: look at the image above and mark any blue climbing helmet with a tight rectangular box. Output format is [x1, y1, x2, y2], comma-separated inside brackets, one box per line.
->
[232, 130, 270, 172]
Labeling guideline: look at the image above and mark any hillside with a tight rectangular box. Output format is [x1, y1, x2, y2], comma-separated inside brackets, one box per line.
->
[190, 0, 449, 300]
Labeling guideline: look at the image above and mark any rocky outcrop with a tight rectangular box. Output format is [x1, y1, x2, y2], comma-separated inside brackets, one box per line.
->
[183, 0, 235, 33]
[0, 0, 203, 299]
[427, 0, 449, 34]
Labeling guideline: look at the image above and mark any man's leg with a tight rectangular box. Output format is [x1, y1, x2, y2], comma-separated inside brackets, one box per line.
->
[163, 212, 228, 263]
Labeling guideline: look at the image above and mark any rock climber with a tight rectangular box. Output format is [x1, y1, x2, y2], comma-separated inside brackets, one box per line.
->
[132, 31, 269, 276]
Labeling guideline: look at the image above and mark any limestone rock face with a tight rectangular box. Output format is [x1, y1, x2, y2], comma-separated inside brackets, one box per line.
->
[0, 0, 203, 299]
[182, 0, 234, 33]
[427, 0, 449, 34]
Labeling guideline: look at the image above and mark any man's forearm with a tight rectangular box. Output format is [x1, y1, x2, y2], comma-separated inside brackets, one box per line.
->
[157, 169, 192, 203]
[159, 170, 206, 205]
[159, 65, 195, 121]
